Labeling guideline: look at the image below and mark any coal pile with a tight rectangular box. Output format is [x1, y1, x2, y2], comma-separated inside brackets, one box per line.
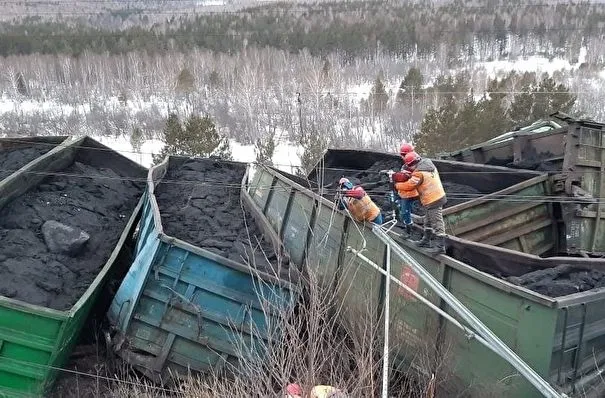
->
[0, 161, 144, 310]
[154, 159, 288, 274]
[506, 264, 605, 297]
[0, 144, 53, 180]
[316, 158, 481, 214]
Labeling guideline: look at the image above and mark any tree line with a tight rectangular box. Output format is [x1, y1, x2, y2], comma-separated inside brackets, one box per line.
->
[0, 0, 603, 59]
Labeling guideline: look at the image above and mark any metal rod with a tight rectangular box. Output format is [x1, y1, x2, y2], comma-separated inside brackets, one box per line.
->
[347, 246, 481, 343]
[371, 226, 566, 398]
[381, 245, 391, 398]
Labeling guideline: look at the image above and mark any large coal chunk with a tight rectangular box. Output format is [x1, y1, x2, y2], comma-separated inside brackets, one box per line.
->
[42, 220, 90, 256]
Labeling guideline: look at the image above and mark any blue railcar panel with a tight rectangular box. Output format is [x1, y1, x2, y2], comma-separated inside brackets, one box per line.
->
[108, 159, 295, 383]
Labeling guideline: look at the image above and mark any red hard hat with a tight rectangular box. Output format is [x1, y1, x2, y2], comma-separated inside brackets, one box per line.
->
[404, 151, 421, 167]
[400, 143, 415, 157]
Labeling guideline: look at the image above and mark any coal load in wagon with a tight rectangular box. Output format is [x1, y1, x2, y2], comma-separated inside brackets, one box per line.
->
[154, 158, 288, 273]
[0, 161, 144, 310]
[506, 265, 605, 297]
[0, 143, 54, 181]
[446, 237, 605, 298]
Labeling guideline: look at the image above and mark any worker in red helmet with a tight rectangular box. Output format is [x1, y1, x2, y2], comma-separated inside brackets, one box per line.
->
[393, 152, 447, 253]
[394, 142, 419, 238]
[337, 178, 384, 225]
[400, 142, 415, 158]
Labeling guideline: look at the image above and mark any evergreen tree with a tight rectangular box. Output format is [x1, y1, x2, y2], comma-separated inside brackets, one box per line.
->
[15, 72, 28, 96]
[208, 70, 222, 88]
[397, 67, 423, 103]
[153, 113, 231, 164]
[415, 97, 462, 155]
[416, 76, 576, 156]
[297, 126, 330, 177]
[368, 76, 389, 113]
[508, 76, 576, 126]
[130, 126, 144, 153]
[176, 67, 195, 94]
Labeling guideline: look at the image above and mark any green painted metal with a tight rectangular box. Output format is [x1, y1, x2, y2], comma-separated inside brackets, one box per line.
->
[559, 120, 605, 255]
[308, 148, 556, 256]
[438, 116, 605, 255]
[438, 119, 564, 168]
[247, 164, 605, 398]
[0, 136, 146, 397]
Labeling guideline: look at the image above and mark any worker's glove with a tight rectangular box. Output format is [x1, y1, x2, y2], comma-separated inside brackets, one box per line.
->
[393, 171, 411, 183]
[344, 186, 365, 199]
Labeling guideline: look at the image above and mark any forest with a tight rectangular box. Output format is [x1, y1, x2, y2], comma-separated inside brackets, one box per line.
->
[0, 0, 603, 171]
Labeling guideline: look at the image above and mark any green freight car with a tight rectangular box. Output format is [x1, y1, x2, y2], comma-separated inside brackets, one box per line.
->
[0, 136, 146, 397]
[244, 164, 605, 398]
[439, 115, 605, 256]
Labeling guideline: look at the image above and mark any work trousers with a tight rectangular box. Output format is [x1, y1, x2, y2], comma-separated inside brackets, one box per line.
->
[398, 198, 416, 225]
[371, 213, 384, 225]
[425, 205, 445, 236]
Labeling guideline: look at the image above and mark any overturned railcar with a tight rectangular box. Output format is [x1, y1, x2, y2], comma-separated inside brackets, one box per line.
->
[107, 156, 297, 383]
[439, 116, 605, 255]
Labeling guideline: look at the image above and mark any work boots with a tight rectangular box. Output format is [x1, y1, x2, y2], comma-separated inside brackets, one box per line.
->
[400, 223, 413, 239]
[426, 234, 446, 254]
[414, 228, 433, 248]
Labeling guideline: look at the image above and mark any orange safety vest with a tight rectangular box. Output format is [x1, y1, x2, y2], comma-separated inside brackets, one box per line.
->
[396, 186, 419, 199]
[414, 168, 446, 206]
[345, 195, 381, 222]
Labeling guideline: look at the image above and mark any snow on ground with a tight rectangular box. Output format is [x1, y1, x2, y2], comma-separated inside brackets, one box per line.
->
[92, 135, 164, 168]
[90, 134, 301, 173]
[474, 47, 588, 79]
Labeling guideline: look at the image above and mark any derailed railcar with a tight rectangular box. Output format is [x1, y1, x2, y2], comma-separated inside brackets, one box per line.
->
[0, 136, 146, 397]
[439, 116, 605, 255]
[439, 119, 564, 169]
[307, 148, 557, 256]
[107, 156, 297, 383]
[246, 163, 605, 398]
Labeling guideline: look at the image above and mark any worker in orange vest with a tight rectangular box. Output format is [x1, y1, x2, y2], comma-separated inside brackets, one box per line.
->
[396, 143, 420, 238]
[337, 178, 384, 225]
[393, 151, 447, 253]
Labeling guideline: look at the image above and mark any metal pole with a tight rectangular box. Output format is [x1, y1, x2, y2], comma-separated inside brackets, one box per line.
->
[371, 226, 566, 398]
[381, 245, 391, 398]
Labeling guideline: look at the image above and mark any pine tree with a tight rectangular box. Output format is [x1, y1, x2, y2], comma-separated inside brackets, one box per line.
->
[397, 67, 423, 103]
[176, 67, 195, 94]
[153, 113, 232, 164]
[415, 97, 461, 155]
[368, 76, 389, 113]
[208, 70, 222, 88]
[298, 126, 330, 177]
[130, 126, 144, 153]
[416, 75, 576, 156]
[255, 133, 276, 165]
[15, 72, 28, 97]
